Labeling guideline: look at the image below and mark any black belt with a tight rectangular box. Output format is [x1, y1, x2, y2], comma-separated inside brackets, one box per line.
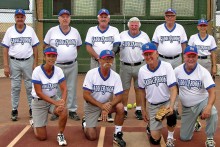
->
[123, 60, 143, 66]
[57, 59, 77, 65]
[149, 100, 169, 106]
[159, 54, 180, 59]
[10, 56, 30, 61]
[198, 56, 208, 59]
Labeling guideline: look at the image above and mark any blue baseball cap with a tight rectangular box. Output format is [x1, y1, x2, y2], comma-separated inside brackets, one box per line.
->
[99, 50, 114, 59]
[98, 8, 110, 15]
[15, 9, 25, 16]
[198, 19, 208, 26]
[165, 8, 176, 15]
[58, 9, 70, 16]
[184, 46, 198, 55]
[44, 47, 58, 55]
[142, 43, 157, 53]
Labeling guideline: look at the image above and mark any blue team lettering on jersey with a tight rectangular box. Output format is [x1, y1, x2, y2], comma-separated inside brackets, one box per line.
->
[92, 36, 114, 44]
[55, 39, 77, 47]
[10, 37, 32, 45]
[195, 45, 210, 52]
[121, 41, 143, 49]
[42, 83, 58, 91]
[160, 36, 180, 43]
[93, 84, 114, 95]
[177, 78, 203, 90]
[144, 75, 167, 87]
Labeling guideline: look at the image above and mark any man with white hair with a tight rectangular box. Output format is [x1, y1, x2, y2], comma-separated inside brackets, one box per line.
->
[85, 8, 121, 70]
[118, 17, 150, 120]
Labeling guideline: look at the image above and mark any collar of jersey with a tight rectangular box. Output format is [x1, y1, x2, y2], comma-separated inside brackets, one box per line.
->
[183, 63, 198, 75]
[98, 67, 111, 81]
[164, 23, 176, 33]
[147, 60, 161, 72]
[41, 64, 55, 79]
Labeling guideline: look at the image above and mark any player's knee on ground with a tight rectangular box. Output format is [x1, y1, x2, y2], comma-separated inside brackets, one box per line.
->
[150, 135, 161, 145]
[167, 110, 177, 127]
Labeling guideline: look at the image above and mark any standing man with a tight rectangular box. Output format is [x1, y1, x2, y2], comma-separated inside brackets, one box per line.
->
[1, 9, 39, 121]
[82, 50, 126, 147]
[174, 46, 218, 147]
[119, 17, 150, 120]
[85, 8, 121, 70]
[152, 8, 188, 118]
[44, 9, 82, 121]
[139, 43, 178, 146]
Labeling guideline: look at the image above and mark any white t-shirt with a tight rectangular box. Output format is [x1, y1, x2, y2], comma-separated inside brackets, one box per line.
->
[44, 25, 82, 63]
[31, 65, 65, 98]
[83, 67, 123, 103]
[152, 23, 187, 56]
[1, 24, 39, 58]
[138, 61, 177, 104]
[85, 25, 121, 55]
[120, 30, 150, 63]
[174, 63, 215, 107]
[188, 33, 217, 56]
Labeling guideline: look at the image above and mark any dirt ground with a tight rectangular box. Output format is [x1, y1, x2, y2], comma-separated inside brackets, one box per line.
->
[0, 74, 219, 147]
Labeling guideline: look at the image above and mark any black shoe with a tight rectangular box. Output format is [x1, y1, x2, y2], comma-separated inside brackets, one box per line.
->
[29, 109, 32, 118]
[124, 111, 128, 119]
[11, 110, 18, 121]
[135, 110, 143, 120]
[146, 124, 151, 135]
[50, 114, 59, 121]
[69, 112, 80, 121]
[113, 132, 126, 147]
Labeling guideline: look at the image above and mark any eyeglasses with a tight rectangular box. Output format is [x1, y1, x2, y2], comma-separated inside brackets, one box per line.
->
[165, 15, 176, 18]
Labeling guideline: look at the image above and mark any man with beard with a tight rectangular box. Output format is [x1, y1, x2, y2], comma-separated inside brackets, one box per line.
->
[82, 50, 126, 147]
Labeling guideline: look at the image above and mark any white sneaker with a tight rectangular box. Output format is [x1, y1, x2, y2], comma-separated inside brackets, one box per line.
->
[57, 133, 67, 146]
[29, 119, 34, 128]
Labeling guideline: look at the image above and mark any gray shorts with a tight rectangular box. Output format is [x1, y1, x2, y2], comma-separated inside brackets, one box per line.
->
[32, 97, 57, 127]
[84, 102, 102, 128]
[197, 57, 211, 73]
[119, 61, 145, 90]
[148, 101, 170, 131]
[159, 55, 182, 69]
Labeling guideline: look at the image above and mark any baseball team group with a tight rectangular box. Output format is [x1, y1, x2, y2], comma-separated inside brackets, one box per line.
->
[1, 7, 218, 147]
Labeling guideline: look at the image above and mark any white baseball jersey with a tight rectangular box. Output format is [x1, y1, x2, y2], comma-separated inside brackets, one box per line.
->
[1, 24, 39, 58]
[138, 61, 177, 104]
[83, 67, 123, 103]
[174, 63, 215, 107]
[44, 25, 82, 63]
[31, 65, 65, 98]
[120, 30, 150, 63]
[152, 23, 187, 56]
[85, 25, 121, 55]
[188, 33, 217, 56]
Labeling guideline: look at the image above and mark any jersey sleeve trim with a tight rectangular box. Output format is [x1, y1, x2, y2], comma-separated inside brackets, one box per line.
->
[32, 42, 40, 47]
[83, 87, 93, 92]
[210, 47, 217, 52]
[115, 91, 123, 96]
[58, 77, 65, 84]
[32, 80, 42, 84]
[1, 43, 9, 48]
[168, 82, 177, 88]
[206, 84, 215, 90]
[85, 42, 92, 46]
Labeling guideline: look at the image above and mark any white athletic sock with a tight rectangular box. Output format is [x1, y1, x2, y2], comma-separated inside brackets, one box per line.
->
[167, 131, 174, 139]
[124, 107, 127, 111]
[115, 126, 122, 134]
[136, 106, 141, 111]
